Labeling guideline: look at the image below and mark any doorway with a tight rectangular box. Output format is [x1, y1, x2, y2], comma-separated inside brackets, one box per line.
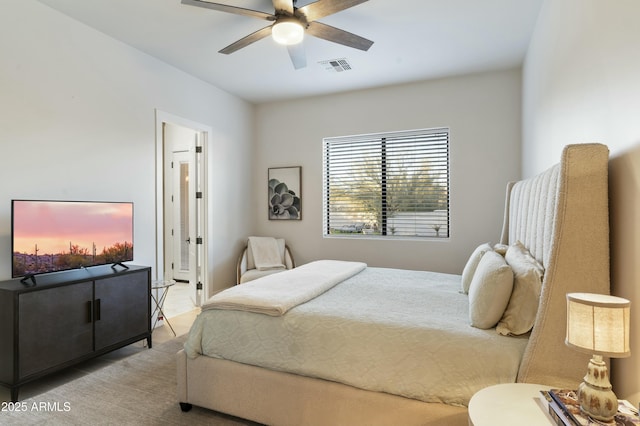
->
[155, 111, 210, 311]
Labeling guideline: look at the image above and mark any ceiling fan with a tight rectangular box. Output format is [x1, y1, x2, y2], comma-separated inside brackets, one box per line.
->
[180, 0, 374, 69]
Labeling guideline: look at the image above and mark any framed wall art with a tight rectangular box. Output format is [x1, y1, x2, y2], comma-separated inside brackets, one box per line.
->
[268, 166, 301, 220]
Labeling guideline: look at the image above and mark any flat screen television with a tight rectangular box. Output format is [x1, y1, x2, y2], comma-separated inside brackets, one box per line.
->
[12, 200, 134, 279]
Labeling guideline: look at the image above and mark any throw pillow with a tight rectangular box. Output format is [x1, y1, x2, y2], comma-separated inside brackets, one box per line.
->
[460, 242, 492, 294]
[493, 243, 509, 256]
[496, 241, 545, 336]
[468, 250, 514, 329]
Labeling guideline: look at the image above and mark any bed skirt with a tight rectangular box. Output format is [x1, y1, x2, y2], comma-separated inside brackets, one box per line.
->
[176, 350, 468, 426]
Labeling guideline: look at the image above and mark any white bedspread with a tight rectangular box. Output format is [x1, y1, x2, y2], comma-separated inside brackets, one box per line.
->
[184, 267, 528, 407]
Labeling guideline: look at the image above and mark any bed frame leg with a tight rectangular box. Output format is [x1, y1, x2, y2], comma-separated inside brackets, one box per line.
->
[179, 402, 192, 412]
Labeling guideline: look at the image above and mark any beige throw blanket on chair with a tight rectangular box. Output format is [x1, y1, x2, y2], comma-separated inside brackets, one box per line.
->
[249, 236, 285, 271]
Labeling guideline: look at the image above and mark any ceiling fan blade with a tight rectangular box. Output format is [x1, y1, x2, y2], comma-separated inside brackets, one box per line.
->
[297, 0, 369, 22]
[287, 43, 307, 69]
[306, 22, 373, 51]
[272, 0, 294, 15]
[181, 0, 274, 21]
[219, 26, 273, 54]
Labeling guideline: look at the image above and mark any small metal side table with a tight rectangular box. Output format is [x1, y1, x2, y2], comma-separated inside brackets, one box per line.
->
[151, 279, 176, 336]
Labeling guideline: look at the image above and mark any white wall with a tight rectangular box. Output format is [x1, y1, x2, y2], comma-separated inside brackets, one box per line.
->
[523, 0, 640, 404]
[254, 69, 522, 274]
[0, 1, 254, 294]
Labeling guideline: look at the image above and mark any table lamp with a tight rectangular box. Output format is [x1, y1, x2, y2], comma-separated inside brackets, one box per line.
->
[565, 292, 631, 422]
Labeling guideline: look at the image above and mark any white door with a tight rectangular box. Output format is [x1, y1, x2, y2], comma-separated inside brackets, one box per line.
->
[171, 150, 196, 285]
[162, 121, 206, 307]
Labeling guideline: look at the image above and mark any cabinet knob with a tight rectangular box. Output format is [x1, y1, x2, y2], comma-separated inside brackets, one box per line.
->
[95, 298, 101, 321]
[87, 301, 93, 323]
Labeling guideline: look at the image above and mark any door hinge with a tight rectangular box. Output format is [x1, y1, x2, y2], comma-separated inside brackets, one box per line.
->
[171, 161, 174, 168]
[196, 282, 203, 290]
[196, 237, 203, 245]
[196, 191, 203, 199]
[195, 146, 203, 153]
[171, 262, 174, 270]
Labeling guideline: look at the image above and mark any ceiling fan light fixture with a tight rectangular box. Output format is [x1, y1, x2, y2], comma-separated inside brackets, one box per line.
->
[272, 18, 304, 46]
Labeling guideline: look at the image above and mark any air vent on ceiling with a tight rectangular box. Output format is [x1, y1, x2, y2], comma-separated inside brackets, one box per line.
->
[319, 58, 352, 72]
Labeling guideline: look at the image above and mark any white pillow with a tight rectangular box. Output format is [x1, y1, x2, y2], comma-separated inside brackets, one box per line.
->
[493, 243, 509, 256]
[496, 241, 544, 336]
[460, 242, 492, 294]
[468, 250, 514, 329]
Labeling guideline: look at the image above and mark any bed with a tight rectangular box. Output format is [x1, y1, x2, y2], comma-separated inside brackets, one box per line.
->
[176, 143, 610, 425]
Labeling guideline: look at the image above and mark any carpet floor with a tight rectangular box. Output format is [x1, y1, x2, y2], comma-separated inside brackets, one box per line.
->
[1, 336, 258, 425]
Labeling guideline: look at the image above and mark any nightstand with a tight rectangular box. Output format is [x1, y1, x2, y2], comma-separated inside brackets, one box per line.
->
[468, 383, 555, 426]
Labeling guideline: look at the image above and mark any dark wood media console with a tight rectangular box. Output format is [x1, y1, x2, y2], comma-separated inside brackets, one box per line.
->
[0, 264, 151, 401]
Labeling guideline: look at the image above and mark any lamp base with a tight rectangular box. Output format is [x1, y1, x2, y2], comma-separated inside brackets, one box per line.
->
[577, 355, 617, 422]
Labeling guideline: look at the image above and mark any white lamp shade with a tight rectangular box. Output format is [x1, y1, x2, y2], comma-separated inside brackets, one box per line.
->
[565, 292, 631, 358]
[272, 19, 304, 45]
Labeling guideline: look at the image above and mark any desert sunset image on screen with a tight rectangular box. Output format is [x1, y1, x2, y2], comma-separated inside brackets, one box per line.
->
[12, 200, 133, 277]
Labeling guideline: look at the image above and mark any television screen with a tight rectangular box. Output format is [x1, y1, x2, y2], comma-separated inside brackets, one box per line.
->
[12, 200, 134, 278]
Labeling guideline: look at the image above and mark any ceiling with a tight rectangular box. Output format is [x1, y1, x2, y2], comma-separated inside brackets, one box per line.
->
[37, 0, 543, 104]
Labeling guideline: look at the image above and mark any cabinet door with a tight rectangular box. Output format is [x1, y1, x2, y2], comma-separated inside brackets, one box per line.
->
[19, 281, 94, 378]
[94, 272, 150, 351]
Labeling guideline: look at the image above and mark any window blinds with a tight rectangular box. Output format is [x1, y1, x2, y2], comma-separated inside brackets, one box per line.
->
[323, 128, 449, 238]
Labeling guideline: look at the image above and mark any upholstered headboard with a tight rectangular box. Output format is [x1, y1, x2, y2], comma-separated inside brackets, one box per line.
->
[500, 143, 610, 388]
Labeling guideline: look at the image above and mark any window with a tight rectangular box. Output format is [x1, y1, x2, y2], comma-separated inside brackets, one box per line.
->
[323, 128, 449, 239]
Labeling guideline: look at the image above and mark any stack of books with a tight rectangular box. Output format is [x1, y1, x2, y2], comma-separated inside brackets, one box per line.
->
[540, 389, 640, 426]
